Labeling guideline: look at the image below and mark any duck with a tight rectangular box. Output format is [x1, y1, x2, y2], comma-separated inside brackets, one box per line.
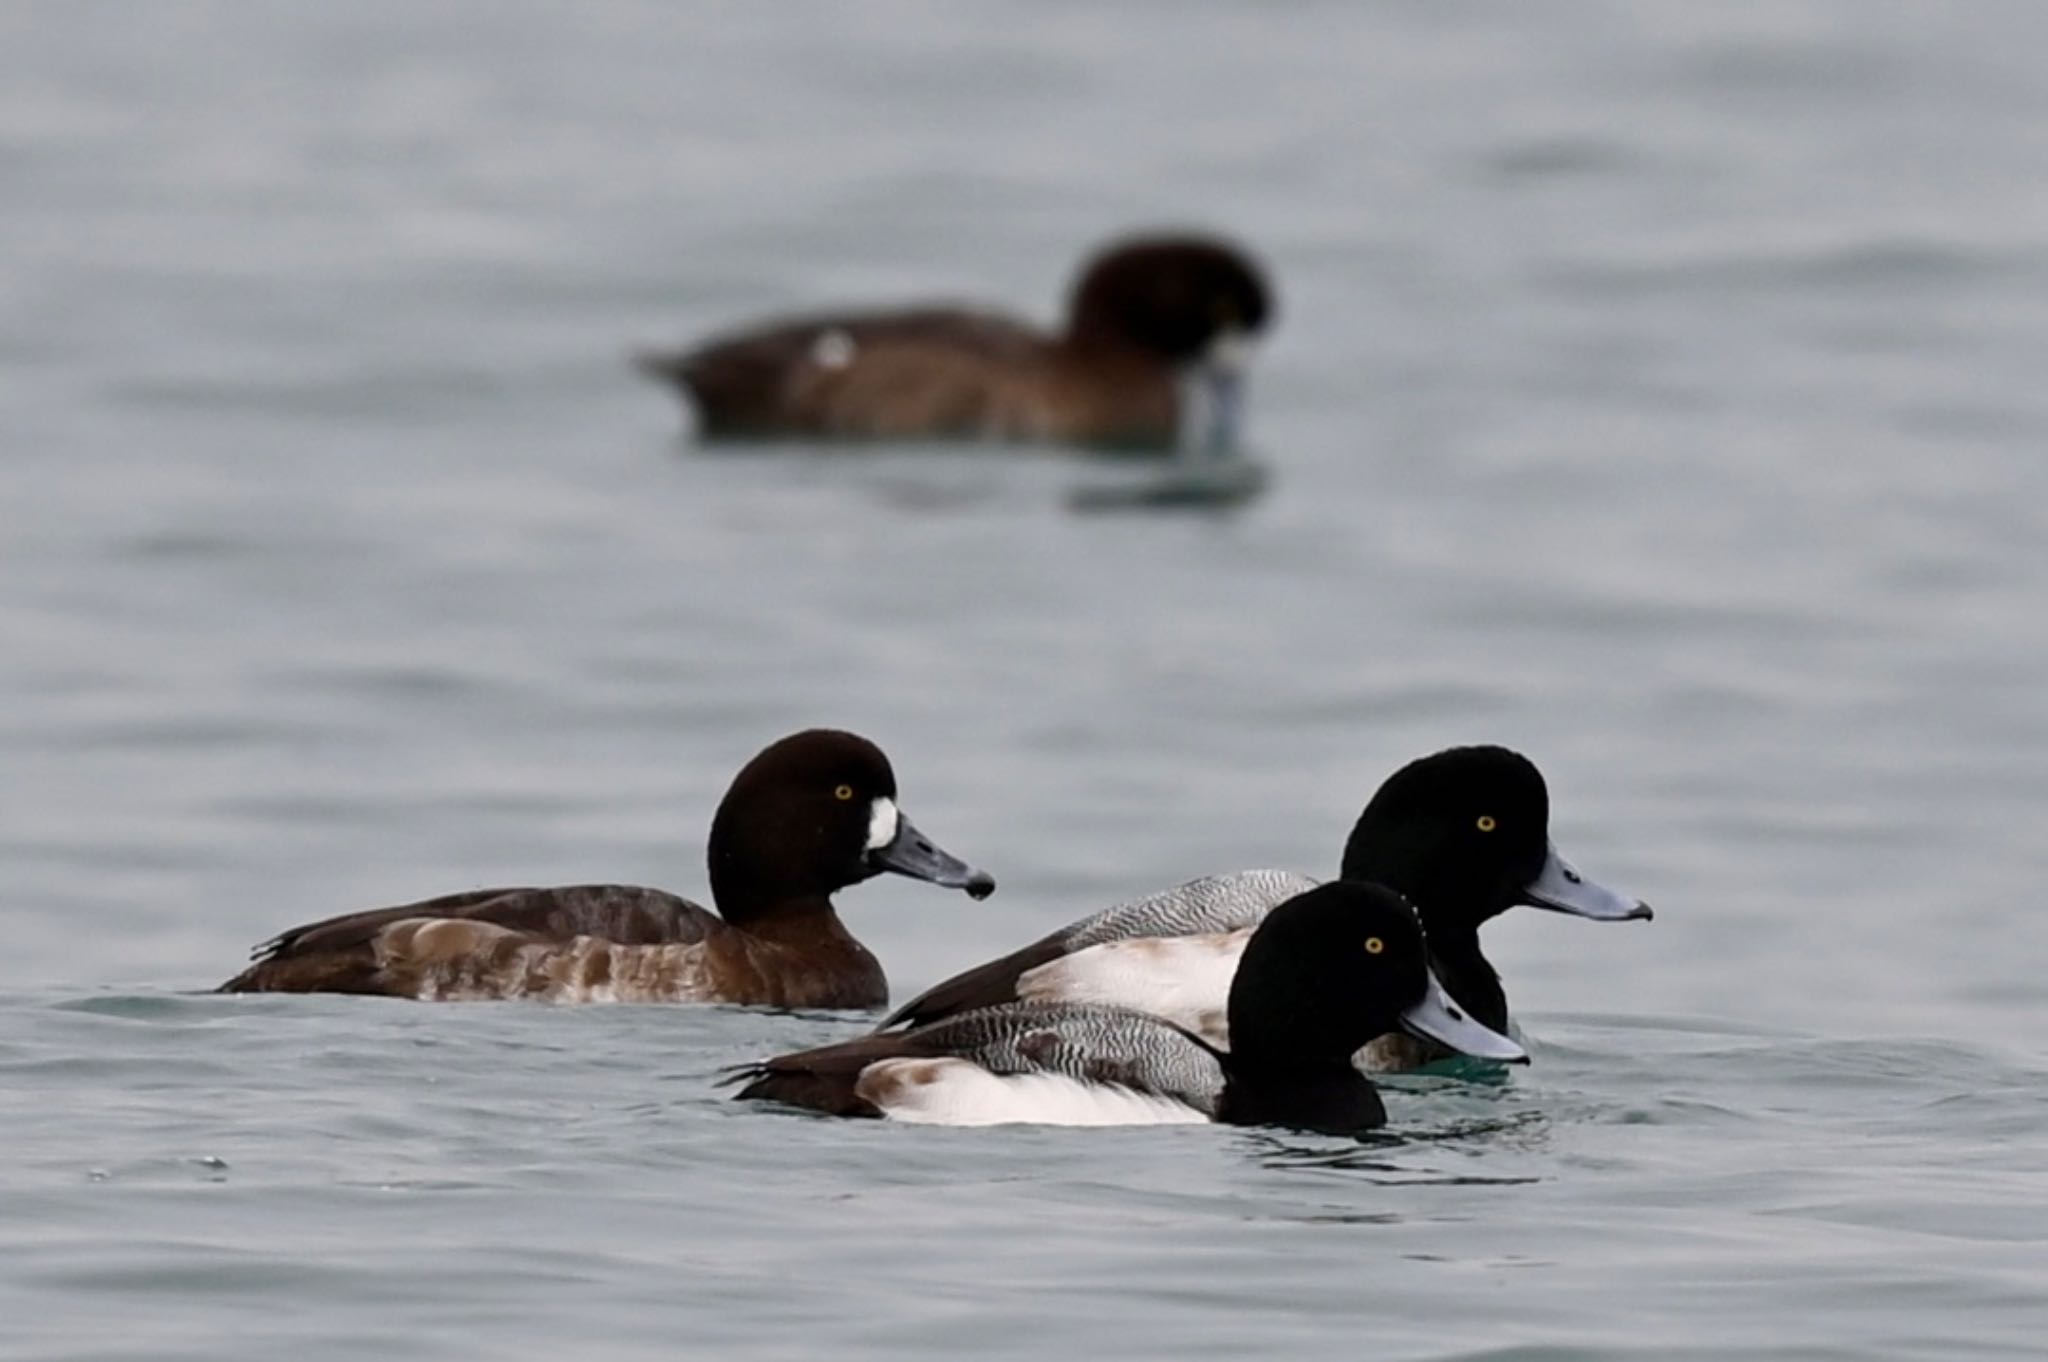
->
[877, 746, 1650, 1068]
[732, 881, 1527, 1132]
[215, 729, 995, 1007]
[635, 233, 1273, 452]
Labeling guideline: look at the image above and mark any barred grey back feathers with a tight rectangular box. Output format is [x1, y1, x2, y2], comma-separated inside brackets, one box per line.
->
[1058, 869, 1320, 951]
[911, 1002, 1228, 1114]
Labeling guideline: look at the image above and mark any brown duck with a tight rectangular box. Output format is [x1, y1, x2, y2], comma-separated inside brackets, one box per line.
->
[636, 233, 1273, 451]
[217, 729, 994, 1008]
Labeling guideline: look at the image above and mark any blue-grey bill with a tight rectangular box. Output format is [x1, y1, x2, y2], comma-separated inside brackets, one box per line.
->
[868, 813, 996, 899]
[1521, 839, 1653, 921]
[1399, 970, 1529, 1063]
[1198, 366, 1245, 456]
[1186, 330, 1254, 457]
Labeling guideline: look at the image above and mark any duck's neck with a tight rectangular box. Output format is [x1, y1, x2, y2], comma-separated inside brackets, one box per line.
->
[1217, 1057, 1386, 1135]
[724, 890, 854, 944]
[1425, 924, 1509, 1034]
[719, 891, 885, 1008]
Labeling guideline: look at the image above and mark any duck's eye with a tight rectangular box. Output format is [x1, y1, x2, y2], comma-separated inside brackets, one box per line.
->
[833, 784, 854, 802]
[1476, 815, 1497, 833]
[1364, 937, 1385, 955]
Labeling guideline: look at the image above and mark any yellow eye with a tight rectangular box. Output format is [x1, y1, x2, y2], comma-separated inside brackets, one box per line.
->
[834, 784, 854, 802]
[1476, 815, 1497, 833]
[1364, 937, 1385, 955]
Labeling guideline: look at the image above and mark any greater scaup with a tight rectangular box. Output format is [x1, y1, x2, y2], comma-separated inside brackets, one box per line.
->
[878, 746, 1650, 1068]
[635, 233, 1272, 452]
[216, 729, 995, 1007]
[733, 881, 1526, 1132]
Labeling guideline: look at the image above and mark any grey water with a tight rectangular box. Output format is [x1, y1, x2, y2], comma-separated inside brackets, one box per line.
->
[4, 2, 2047, 1358]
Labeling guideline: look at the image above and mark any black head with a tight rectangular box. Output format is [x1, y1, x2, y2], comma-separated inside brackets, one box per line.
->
[1338, 746, 1556, 936]
[1225, 881, 1434, 1069]
[1064, 234, 1273, 361]
[706, 729, 994, 920]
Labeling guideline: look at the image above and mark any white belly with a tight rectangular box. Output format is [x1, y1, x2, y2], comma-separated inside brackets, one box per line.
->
[854, 1058, 1210, 1127]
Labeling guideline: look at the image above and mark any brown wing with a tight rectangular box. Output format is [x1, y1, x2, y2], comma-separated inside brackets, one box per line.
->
[727, 1028, 942, 1117]
[636, 307, 1052, 440]
[216, 884, 720, 994]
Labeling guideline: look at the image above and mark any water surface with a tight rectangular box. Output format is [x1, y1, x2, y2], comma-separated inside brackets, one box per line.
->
[4, 3, 2046, 1358]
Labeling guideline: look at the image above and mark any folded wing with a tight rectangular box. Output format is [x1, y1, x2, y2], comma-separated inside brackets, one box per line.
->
[735, 1001, 1226, 1123]
[216, 884, 722, 998]
[639, 308, 1050, 440]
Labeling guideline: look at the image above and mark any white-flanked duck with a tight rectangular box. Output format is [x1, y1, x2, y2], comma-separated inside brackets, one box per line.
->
[879, 746, 1650, 1067]
[217, 729, 994, 1007]
[733, 881, 1526, 1133]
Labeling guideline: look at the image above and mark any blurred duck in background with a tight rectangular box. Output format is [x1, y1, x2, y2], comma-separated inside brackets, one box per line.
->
[637, 232, 1272, 453]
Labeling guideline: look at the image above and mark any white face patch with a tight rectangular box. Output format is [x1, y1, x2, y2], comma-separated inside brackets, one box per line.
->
[1201, 329, 1256, 376]
[866, 797, 900, 852]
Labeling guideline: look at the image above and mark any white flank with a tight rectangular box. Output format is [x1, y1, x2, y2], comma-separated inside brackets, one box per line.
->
[866, 797, 900, 852]
[811, 328, 857, 370]
[1015, 931, 1250, 1047]
[858, 1059, 1208, 1127]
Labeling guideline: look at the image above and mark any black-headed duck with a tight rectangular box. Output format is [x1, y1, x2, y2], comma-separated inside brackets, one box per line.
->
[732, 882, 1525, 1132]
[879, 746, 1650, 1068]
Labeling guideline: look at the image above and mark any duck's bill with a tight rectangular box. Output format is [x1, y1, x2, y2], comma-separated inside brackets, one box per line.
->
[1398, 970, 1529, 1063]
[1521, 839, 1653, 922]
[1189, 332, 1255, 456]
[867, 809, 997, 900]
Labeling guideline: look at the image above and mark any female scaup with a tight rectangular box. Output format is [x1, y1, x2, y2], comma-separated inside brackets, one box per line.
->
[635, 233, 1272, 452]
[733, 882, 1526, 1132]
[216, 729, 995, 1007]
[878, 746, 1650, 1068]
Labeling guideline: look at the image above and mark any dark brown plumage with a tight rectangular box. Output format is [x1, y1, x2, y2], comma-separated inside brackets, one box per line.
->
[636, 233, 1273, 449]
[216, 730, 994, 1007]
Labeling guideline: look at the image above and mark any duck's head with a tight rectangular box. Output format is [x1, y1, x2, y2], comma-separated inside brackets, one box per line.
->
[1065, 234, 1273, 453]
[707, 729, 995, 918]
[1227, 881, 1527, 1067]
[1339, 745, 1652, 938]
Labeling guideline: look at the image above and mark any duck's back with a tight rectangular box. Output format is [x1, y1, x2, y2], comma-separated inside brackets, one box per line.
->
[217, 884, 727, 1002]
[640, 306, 1177, 445]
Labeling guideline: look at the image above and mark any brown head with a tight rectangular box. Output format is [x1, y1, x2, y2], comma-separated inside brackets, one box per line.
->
[705, 729, 996, 923]
[1064, 234, 1272, 452]
[1064, 235, 1273, 360]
